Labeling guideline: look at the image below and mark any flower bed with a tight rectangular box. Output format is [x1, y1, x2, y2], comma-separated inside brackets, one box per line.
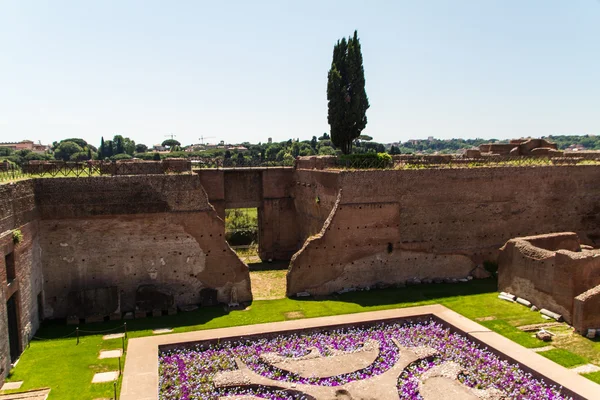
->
[159, 320, 571, 400]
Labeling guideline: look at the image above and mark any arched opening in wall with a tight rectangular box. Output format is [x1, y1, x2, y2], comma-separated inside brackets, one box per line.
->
[225, 207, 260, 264]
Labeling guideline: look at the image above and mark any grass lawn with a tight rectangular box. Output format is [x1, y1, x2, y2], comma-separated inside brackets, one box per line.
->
[538, 348, 589, 368]
[2, 278, 598, 399]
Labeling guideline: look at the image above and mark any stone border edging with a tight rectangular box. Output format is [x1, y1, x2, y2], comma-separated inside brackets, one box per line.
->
[120, 305, 599, 400]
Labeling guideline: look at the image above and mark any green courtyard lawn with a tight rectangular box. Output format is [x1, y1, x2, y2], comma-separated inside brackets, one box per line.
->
[2, 278, 599, 399]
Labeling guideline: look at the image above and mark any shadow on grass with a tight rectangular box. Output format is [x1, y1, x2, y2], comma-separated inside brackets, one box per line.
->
[248, 260, 289, 271]
[295, 278, 497, 307]
[33, 279, 497, 340]
[34, 304, 232, 340]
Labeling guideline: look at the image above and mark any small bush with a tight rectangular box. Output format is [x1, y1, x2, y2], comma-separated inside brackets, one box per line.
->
[12, 229, 23, 245]
[338, 152, 392, 169]
[111, 153, 133, 161]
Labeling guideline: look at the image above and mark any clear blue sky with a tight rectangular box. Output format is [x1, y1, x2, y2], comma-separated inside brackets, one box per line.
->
[1, 0, 599, 147]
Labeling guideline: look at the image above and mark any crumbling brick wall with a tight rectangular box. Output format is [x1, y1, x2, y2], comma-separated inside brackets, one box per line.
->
[498, 232, 600, 333]
[36, 175, 252, 318]
[0, 181, 43, 385]
[288, 166, 600, 296]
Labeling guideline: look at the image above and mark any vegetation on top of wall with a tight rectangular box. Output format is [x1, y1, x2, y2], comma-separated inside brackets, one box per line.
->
[337, 152, 392, 169]
[12, 229, 23, 245]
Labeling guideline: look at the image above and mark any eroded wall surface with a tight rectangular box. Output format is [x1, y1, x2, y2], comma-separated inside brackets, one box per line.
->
[288, 166, 600, 295]
[0, 181, 43, 384]
[196, 168, 300, 261]
[498, 232, 600, 332]
[36, 176, 251, 318]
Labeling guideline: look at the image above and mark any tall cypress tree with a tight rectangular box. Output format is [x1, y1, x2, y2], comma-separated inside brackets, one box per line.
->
[327, 30, 370, 154]
[99, 136, 105, 160]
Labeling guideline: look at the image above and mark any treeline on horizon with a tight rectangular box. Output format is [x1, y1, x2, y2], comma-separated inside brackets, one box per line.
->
[1, 134, 599, 166]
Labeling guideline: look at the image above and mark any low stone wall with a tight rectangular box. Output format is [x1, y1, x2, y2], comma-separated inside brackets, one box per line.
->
[498, 232, 600, 333]
[573, 286, 600, 335]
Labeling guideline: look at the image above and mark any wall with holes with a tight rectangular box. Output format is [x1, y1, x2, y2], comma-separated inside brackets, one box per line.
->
[291, 169, 341, 243]
[288, 166, 600, 295]
[37, 175, 251, 318]
[0, 181, 43, 385]
[196, 168, 300, 261]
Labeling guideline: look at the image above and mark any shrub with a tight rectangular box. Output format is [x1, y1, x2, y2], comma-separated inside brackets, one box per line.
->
[12, 229, 23, 245]
[111, 153, 133, 161]
[338, 152, 392, 169]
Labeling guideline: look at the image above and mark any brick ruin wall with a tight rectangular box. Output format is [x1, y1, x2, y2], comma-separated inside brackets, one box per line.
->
[3, 164, 600, 384]
[287, 166, 600, 295]
[0, 181, 43, 384]
[36, 176, 251, 319]
[497, 232, 600, 333]
[196, 168, 300, 261]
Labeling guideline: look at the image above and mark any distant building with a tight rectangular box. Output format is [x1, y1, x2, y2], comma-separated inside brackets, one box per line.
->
[566, 144, 585, 152]
[0, 140, 50, 153]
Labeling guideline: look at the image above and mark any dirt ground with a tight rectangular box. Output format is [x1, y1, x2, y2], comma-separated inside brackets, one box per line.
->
[249, 269, 287, 300]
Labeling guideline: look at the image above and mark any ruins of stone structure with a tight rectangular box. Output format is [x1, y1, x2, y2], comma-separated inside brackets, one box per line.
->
[3, 158, 600, 384]
[476, 138, 560, 157]
[498, 232, 600, 334]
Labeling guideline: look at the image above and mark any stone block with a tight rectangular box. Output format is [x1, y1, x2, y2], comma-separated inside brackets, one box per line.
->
[540, 308, 563, 322]
[135, 310, 147, 319]
[152, 309, 162, 317]
[123, 312, 134, 320]
[85, 315, 104, 324]
[167, 307, 177, 316]
[516, 298, 532, 307]
[199, 288, 219, 307]
[135, 284, 174, 312]
[67, 286, 119, 318]
[109, 313, 122, 321]
[67, 316, 80, 325]
[536, 330, 553, 342]
[586, 329, 596, 338]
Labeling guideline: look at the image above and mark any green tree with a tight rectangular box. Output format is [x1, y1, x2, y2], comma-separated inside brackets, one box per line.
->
[99, 136, 106, 160]
[113, 135, 125, 155]
[104, 140, 114, 158]
[135, 143, 148, 153]
[162, 139, 181, 149]
[389, 145, 401, 155]
[0, 147, 14, 157]
[54, 141, 83, 161]
[60, 138, 88, 148]
[327, 30, 370, 154]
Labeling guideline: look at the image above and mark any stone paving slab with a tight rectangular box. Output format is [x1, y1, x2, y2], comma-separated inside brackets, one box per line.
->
[0, 389, 50, 400]
[120, 305, 600, 400]
[152, 328, 173, 335]
[91, 371, 119, 383]
[531, 345, 555, 352]
[99, 349, 123, 359]
[571, 363, 600, 374]
[0, 382, 23, 391]
[102, 333, 124, 340]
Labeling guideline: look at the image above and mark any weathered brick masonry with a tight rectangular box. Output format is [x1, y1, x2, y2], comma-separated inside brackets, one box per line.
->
[0, 181, 43, 384]
[2, 163, 600, 385]
[36, 176, 252, 319]
[287, 166, 600, 295]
